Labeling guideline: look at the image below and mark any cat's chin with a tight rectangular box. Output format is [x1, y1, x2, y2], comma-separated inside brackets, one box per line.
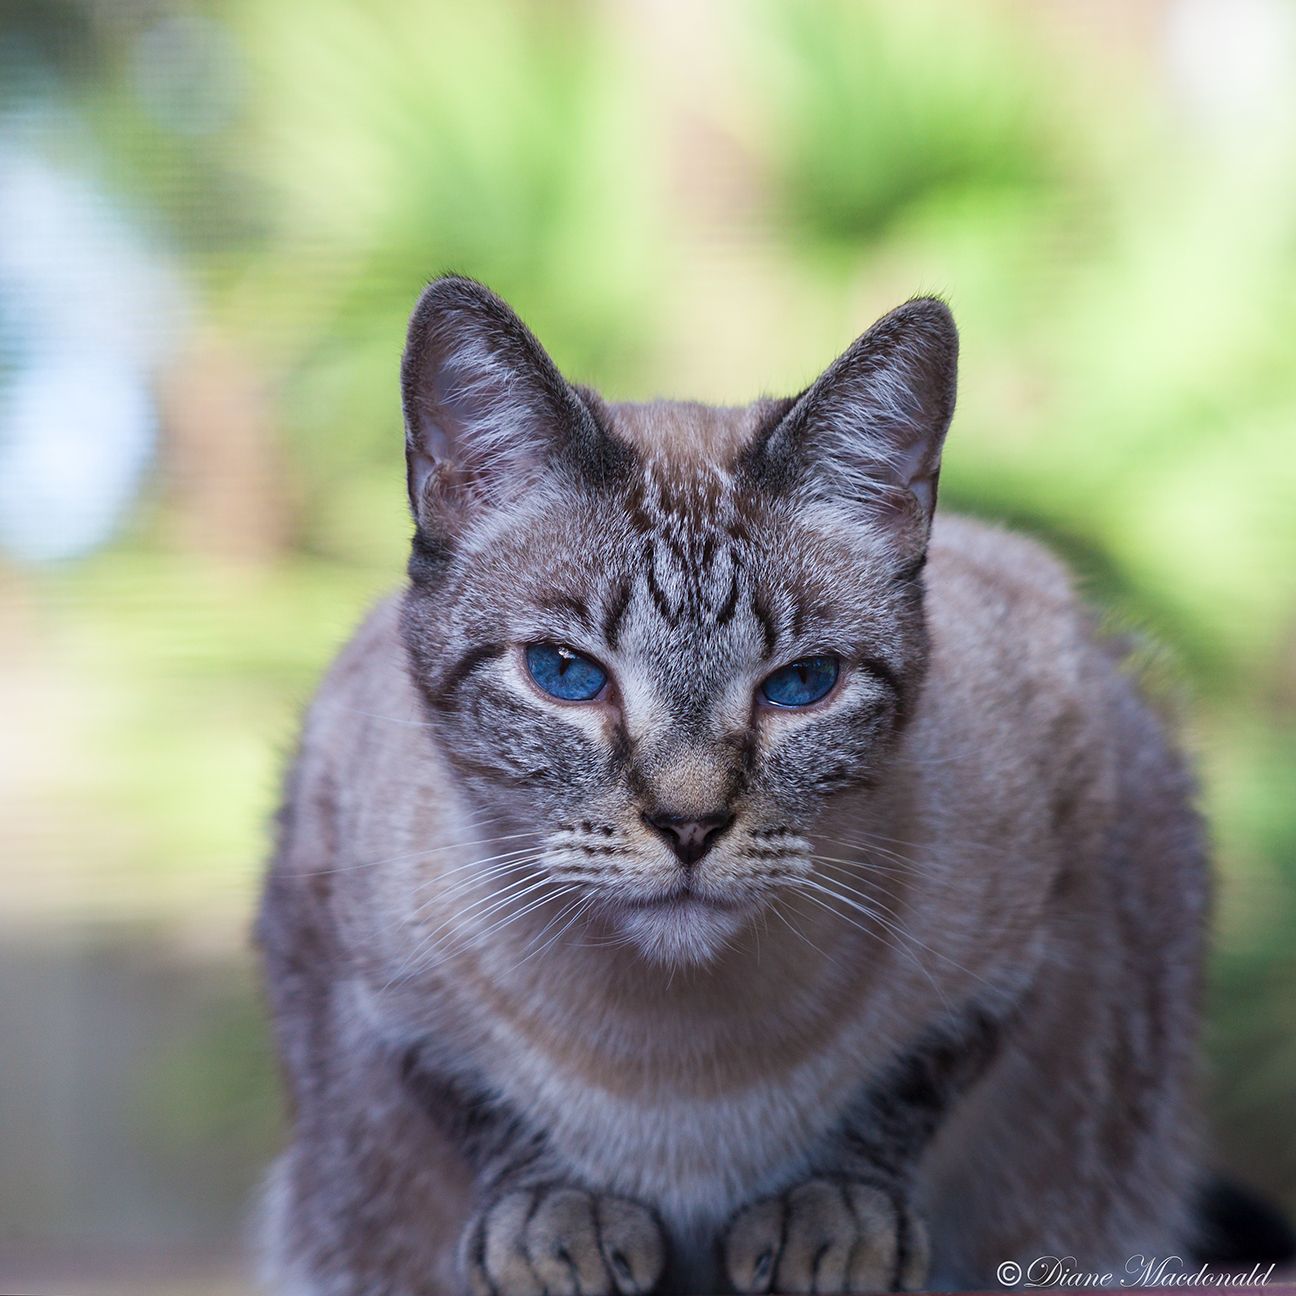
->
[614, 897, 750, 967]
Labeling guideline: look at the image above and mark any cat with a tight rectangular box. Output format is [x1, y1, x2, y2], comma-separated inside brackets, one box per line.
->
[257, 274, 1227, 1295]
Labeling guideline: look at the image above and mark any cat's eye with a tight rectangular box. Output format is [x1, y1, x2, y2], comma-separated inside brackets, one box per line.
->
[759, 655, 840, 708]
[525, 642, 608, 702]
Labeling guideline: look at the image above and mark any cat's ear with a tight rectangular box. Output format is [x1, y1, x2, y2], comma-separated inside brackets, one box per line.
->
[400, 276, 610, 540]
[752, 298, 958, 562]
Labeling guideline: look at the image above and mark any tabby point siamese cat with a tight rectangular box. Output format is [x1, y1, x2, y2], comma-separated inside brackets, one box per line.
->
[259, 276, 1231, 1295]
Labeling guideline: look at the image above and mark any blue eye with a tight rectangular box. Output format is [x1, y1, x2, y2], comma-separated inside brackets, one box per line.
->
[760, 655, 839, 708]
[525, 642, 608, 702]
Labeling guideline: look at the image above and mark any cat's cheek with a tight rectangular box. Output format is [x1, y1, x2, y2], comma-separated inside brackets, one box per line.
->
[749, 687, 897, 807]
[755, 722, 891, 809]
[437, 682, 614, 807]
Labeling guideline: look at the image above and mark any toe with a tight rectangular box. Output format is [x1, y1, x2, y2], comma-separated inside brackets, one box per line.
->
[479, 1191, 544, 1296]
[595, 1197, 665, 1295]
[725, 1197, 784, 1293]
[777, 1180, 854, 1292]
[842, 1184, 900, 1292]
[525, 1189, 608, 1294]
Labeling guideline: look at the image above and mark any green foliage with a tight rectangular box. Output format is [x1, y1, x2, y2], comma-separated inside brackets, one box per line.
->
[750, 0, 1062, 246]
[7, 0, 1296, 1231]
[220, 0, 663, 544]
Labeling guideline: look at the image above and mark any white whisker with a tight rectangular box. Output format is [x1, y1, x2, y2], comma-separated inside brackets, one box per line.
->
[792, 875, 984, 992]
[297, 827, 541, 878]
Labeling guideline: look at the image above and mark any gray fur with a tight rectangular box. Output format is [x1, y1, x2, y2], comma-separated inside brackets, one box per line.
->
[257, 277, 1208, 1294]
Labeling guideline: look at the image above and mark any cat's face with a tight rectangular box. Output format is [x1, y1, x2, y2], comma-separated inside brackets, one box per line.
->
[400, 278, 957, 964]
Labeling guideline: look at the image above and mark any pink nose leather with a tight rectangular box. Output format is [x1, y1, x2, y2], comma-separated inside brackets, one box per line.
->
[642, 810, 735, 867]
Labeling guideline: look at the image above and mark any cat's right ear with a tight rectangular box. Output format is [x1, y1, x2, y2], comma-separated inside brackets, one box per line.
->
[400, 276, 607, 543]
[745, 298, 958, 566]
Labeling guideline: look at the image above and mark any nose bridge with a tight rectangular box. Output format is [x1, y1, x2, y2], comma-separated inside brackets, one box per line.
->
[626, 630, 749, 814]
[648, 748, 732, 816]
[639, 722, 750, 818]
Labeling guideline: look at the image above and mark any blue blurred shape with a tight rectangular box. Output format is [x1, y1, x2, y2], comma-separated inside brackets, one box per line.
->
[0, 139, 188, 563]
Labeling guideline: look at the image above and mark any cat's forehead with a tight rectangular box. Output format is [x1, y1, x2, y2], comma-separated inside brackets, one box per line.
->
[603, 398, 783, 468]
[582, 401, 862, 666]
[599, 397, 788, 548]
[486, 396, 876, 655]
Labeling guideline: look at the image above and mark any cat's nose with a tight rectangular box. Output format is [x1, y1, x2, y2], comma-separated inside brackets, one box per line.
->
[642, 810, 735, 867]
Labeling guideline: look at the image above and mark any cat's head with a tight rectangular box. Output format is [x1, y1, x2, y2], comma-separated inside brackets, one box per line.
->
[399, 276, 957, 965]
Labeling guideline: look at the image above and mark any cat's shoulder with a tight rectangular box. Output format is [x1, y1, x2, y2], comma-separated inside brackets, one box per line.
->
[924, 513, 1098, 693]
[295, 591, 420, 766]
[311, 591, 408, 707]
[927, 513, 1076, 610]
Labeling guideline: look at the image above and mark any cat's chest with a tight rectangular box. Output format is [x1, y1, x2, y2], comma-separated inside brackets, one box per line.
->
[481, 1015, 870, 1228]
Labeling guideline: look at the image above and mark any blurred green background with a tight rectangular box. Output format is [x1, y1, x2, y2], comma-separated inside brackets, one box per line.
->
[1, 0, 1294, 1291]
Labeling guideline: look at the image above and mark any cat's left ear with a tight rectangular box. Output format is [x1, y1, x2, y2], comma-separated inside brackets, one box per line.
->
[751, 298, 958, 563]
[400, 275, 622, 546]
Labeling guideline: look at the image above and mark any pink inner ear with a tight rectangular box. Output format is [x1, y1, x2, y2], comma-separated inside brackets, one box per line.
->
[862, 477, 929, 528]
[416, 411, 453, 465]
[407, 337, 543, 526]
[407, 411, 450, 509]
[891, 433, 938, 513]
[908, 474, 935, 517]
[432, 355, 505, 438]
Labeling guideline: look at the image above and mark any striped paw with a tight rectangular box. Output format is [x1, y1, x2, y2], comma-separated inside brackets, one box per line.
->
[723, 1177, 928, 1293]
[465, 1185, 665, 1296]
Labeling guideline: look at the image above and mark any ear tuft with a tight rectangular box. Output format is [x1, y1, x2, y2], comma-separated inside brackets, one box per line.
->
[400, 275, 591, 540]
[752, 297, 959, 559]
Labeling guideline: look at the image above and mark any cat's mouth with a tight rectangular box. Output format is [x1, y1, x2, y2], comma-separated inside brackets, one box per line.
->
[618, 886, 744, 914]
[607, 882, 755, 966]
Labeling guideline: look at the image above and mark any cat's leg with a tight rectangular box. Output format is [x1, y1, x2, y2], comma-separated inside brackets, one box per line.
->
[262, 912, 659, 1290]
[920, 730, 1208, 1287]
[266, 1026, 666, 1295]
[402, 1055, 667, 1296]
[722, 1000, 1010, 1294]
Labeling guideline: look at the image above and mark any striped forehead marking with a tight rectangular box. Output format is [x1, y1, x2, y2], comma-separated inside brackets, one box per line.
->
[620, 457, 753, 631]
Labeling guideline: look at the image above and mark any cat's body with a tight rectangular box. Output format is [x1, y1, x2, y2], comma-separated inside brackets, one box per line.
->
[258, 280, 1211, 1294]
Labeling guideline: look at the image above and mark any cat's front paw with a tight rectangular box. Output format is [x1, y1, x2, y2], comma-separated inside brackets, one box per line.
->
[465, 1185, 666, 1296]
[723, 1177, 928, 1294]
